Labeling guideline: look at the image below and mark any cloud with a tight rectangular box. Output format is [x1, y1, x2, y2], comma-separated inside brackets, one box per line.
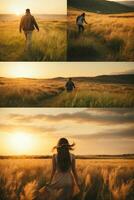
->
[1, 109, 133, 143]
[70, 126, 134, 140]
[9, 109, 134, 125]
[0, 124, 57, 135]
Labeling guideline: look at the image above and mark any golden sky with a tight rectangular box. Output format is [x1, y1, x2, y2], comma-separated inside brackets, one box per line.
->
[0, 62, 133, 78]
[0, 0, 66, 14]
[0, 108, 133, 155]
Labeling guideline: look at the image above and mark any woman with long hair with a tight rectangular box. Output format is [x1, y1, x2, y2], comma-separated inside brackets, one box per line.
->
[40, 138, 80, 200]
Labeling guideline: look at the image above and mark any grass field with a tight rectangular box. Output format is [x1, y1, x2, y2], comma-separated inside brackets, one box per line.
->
[0, 78, 64, 107]
[67, 9, 134, 61]
[0, 14, 66, 61]
[0, 77, 133, 107]
[0, 158, 134, 200]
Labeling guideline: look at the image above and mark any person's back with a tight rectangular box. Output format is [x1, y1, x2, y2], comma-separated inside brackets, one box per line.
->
[39, 138, 80, 200]
[76, 15, 84, 26]
[66, 79, 75, 92]
[19, 9, 39, 50]
[20, 13, 39, 31]
[55, 153, 74, 173]
[76, 13, 87, 33]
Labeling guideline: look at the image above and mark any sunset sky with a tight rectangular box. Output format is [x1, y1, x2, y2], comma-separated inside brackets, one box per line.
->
[0, 0, 66, 15]
[0, 62, 134, 78]
[0, 108, 133, 155]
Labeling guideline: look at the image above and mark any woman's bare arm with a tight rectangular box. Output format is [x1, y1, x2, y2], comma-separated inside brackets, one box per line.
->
[49, 154, 56, 184]
[72, 156, 81, 190]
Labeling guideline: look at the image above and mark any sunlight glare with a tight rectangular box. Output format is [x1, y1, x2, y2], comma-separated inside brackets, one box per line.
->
[9, 65, 37, 78]
[8, 132, 34, 155]
[11, 6, 23, 16]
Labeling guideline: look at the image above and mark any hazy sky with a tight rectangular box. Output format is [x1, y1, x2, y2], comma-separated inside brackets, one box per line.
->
[0, 62, 133, 78]
[0, 0, 66, 14]
[0, 108, 133, 155]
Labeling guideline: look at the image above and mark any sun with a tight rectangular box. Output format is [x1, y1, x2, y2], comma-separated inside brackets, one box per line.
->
[9, 65, 37, 78]
[15, 11, 21, 16]
[11, 6, 23, 16]
[8, 132, 34, 155]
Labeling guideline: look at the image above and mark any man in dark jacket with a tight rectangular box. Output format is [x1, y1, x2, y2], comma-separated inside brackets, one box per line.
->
[65, 78, 76, 92]
[19, 9, 39, 49]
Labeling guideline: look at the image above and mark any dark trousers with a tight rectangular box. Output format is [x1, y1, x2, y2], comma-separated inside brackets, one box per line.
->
[67, 89, 73, 92]
[78, 25, 84, 33]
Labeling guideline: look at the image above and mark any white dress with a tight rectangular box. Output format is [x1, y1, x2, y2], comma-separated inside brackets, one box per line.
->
[50, 153, 75, 189]
[38, 154, 76, 200]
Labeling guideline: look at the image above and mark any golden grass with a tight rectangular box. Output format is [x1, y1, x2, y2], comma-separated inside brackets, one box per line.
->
[44, 82, 134, 107]
[0, 78, 64, 107]
[0, 78, 134, 107]
[0, 15, 67, 61]
[67, 9, 134, 61]
[0, 158, 134, 200]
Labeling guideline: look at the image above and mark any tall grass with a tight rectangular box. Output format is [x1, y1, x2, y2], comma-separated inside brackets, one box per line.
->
[0, 159, 134, 200]
[44, 83, 134, 107]
[0, 78, 134, 107]
[67, 9, 134, 61]
[0, 78, 64, 107]
[0, 15, 66, 61]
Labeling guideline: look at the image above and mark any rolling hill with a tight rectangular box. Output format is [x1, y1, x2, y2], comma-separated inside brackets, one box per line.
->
[0, 75, 133, 107]
[119, 1, 134, 7]
[68, 0, 134, 13]
[55, 74, 134, 84]
[1, 74, 134, 85]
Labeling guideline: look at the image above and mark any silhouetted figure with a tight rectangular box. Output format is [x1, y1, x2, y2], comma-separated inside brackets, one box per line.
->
[65, 78, 75, 92]
[19, 9, 39, 50]
[76, 13, 87, 34]
[39, 138, 81, 200]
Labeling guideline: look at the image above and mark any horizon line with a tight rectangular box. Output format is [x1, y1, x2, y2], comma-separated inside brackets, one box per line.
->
[0, 153, 134, 157]
[0, 73, 134, 79]
[0, 13, 66, 15]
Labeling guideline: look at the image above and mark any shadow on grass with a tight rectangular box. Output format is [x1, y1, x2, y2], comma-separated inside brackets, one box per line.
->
[18, 47, 46, 61]
[68, 44, 101, 61]
[67, 27, 127, 61]
[107, 37, 125, 60]
[67, 30, 106, 61]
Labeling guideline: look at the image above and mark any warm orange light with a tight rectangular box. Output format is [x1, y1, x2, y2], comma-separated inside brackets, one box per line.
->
[7, 132, 34, 154]
[9, 65, 37, 78]
[11, 6, 23, 16]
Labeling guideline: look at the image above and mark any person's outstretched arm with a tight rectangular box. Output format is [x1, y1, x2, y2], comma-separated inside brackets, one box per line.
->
[49, 155, 56, 184]
[72, 155, 81, 190]
[84, 17, 88, 24]
[33, 16, 39, 31]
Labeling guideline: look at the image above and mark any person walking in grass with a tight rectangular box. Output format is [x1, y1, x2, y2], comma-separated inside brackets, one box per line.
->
[39, 138, 81, 200]
[76, 13, 87, 34]
[19, 9, 39, 50]
[65, 78, 76, 92]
